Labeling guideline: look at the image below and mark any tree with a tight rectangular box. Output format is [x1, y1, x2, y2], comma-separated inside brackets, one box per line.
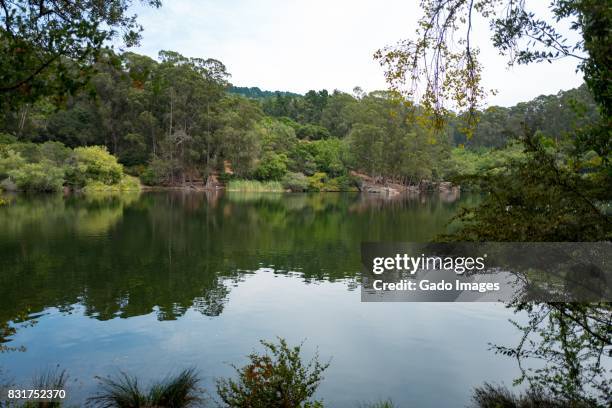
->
[0, 0, 162, 110]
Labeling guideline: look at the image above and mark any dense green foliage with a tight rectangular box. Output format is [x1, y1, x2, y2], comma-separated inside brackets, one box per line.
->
[0, 138, 138, 192]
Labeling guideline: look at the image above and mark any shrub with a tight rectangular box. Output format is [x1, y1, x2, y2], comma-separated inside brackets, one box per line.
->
[331, 175, 358, 192]
[139, 166, 161, 186]
[0, 133, 17, 145]
[282, 172, 309, 192]
[39, 141, 71, 166]
[7, 161, 65, 192]
[216, 338, 329, 408]
[307, 172, 328, 192]
[0, 148, 26, 179]
[67, 146, 123, 188]
[7, 142, 41, 162]
[255, 153, 288, 181]
[140, 157, 175, 186]
[88, 368, 202, 408]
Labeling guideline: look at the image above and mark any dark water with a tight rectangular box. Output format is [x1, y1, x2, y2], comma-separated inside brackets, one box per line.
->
[0, 191, 522, 407]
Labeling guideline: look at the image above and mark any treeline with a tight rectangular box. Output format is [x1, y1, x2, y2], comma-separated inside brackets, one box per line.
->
[260, 84, 598, 149]
[229, 86, 301, 99]
[0, 49, 600, 191]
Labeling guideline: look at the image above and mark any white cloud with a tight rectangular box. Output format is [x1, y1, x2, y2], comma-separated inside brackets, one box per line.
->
[130, 0, 584, 107]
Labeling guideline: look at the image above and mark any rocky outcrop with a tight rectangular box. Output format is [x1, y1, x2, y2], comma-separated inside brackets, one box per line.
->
[352, 171, 409, 195]
[352, 172, 459, 195]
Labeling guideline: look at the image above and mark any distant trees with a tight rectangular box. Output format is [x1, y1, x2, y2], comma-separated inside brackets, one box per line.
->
[450, 84, 600, 149]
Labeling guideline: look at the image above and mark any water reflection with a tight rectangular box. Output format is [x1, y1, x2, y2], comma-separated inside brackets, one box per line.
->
[0, 191, 472, 330]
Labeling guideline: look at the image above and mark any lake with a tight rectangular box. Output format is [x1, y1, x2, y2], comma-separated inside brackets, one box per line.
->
[0, 191, 523, 407]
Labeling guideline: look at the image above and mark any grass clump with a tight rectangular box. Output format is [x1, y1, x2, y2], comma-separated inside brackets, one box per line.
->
[470, 383, 596, 408]
[226, 179, 284, 192]
[88, 368, 202, 408]
[7, 367, 68, 408]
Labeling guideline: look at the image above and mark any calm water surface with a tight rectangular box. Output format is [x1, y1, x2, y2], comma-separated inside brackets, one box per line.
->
[0, 191, 522, 407]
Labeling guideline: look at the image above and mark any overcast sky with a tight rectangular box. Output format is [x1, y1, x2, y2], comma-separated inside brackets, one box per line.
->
[129, 0, 584, 107]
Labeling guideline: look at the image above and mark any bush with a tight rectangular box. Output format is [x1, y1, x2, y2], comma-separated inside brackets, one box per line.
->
[8, 142, 42, 162]
[216, 338, 329, 408]
[67, 146, 123, 188]
[255, 153, 288, 181]
[0, 148, 25, 179]
[7, 161, 65, 192]
[282, 172, 309, 192]
[139, 166, 161, 186]
[0, 133, 17, 145]
[332, 175, 358, 191]
[39, 141, 71, 165]
[307, 172, 328, 192]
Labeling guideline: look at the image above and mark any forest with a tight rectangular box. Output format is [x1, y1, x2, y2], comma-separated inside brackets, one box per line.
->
[0, 48, 600, 193]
